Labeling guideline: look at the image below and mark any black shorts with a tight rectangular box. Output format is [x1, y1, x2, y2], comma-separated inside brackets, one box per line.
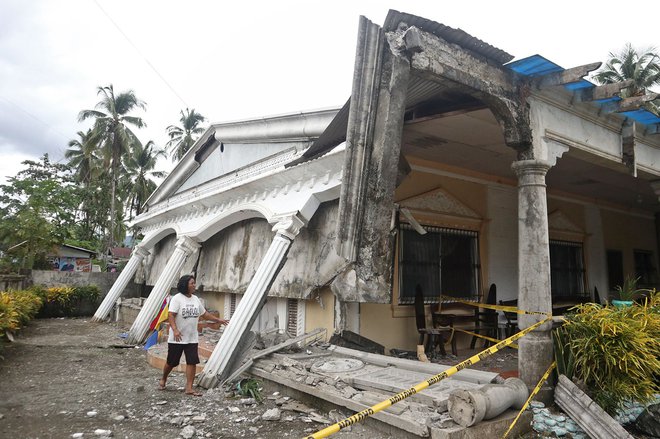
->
[166, 343, 200, 367]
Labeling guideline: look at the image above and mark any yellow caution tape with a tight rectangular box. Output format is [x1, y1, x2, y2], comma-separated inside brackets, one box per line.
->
[502, 361, 556, 439]
[440, 295, 551, 316]
[303, 316, 552, 439]
[453, 327, 518, 349]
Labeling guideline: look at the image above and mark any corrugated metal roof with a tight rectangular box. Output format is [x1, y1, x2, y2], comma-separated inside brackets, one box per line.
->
[620, 109, 660, 125]
[293, 99, 350, 164]
[384, 10, 514, 65]
[507, 55, 660, 126]
[506, 54, 563, 77]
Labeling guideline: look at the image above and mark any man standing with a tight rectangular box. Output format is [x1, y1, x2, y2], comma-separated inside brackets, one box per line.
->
[159, 274, 228, 396]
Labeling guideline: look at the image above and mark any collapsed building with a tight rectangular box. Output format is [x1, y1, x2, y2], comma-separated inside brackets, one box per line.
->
[93, 10, 660, 397]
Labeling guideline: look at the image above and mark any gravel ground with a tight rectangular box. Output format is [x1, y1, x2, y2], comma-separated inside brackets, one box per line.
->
[0, 318, 384, 439]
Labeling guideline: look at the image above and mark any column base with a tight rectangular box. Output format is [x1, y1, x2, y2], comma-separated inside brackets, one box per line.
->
[518, 331, 554, 402]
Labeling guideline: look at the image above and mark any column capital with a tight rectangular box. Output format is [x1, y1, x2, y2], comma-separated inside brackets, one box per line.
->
[132, 245, 150, 259]
[271, 213, 306, 240]
[511, 159, 552, 178]
[175, 235, 200, 255]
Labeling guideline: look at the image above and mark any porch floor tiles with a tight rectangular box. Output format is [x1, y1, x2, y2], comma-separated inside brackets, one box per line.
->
[146, 331, 530, 438]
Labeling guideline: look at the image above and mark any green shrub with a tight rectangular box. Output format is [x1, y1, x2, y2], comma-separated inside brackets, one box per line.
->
[8, 290, 43, 325]
[0, 289, 43, 338]
[37, 284, 101, 317]
[236, 378, 264, 402]
[553, 290, 660, 415]
[0, 292, 20, 335]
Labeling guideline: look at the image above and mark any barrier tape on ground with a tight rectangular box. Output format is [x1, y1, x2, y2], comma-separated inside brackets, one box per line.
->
[502, 361, 556, 439]
[439, 295, 551, 316]
[302, 316, 553, 439]
[453, 327, 518, 349]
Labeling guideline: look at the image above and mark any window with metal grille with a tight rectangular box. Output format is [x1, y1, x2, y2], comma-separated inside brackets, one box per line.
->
[550, 240, 586, 299]
[634, 250, 658, 288]
[398, 224, 480, 304]
[286, 298, 298, 337]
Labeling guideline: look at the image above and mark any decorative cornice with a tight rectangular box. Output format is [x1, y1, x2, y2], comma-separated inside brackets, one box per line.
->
[548, 210, 583, 234]
[399, 187, 480, 218]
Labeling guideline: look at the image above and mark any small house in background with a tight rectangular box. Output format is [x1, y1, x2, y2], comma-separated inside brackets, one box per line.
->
[107, 247, 132, 272]
[49, 244, 96, 272]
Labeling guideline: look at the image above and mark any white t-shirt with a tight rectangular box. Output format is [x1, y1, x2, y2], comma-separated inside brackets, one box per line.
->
[168, 293, 206, 344]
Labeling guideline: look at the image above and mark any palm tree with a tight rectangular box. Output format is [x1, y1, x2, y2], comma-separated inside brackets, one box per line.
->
[65, 129, 100, 185]
[123, 140, 167, 220]
[594, 44, 660, 113]
[65, 129, 103, 241]
[78, 85, 146, 249]
[166, 108, 206, 162]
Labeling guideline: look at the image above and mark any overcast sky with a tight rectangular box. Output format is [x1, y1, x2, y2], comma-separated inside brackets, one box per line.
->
[0, 0, 657, 186]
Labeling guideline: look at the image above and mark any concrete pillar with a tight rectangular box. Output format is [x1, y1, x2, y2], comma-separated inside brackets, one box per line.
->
[511, 160, 553, 395]
[126, 236, 200, 345]
[197, 215, 304, 388]
[91, 246, 150, 322]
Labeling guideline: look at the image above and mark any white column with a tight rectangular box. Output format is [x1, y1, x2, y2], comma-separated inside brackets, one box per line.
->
[198, 215, 304, 388]
[511, 160, 553, 393]
[92, 246, 150, 322]
[126, 236, 200, 345]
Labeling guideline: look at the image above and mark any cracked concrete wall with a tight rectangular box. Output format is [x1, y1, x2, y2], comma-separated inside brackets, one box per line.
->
[141, 202, 347, 299]
[142, 233, 198, 288]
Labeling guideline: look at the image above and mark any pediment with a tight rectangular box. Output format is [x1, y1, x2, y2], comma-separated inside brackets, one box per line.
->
[548, 210, 583, 234]
[399, 187, 480, 218]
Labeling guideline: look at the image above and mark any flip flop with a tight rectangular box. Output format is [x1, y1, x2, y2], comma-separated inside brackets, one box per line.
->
[185, 391, 203, 397]
[158, 380, 167, 390]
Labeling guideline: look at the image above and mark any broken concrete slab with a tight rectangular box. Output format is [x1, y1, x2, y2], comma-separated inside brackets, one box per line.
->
[554, 374, 633, 439]
[326, 345, 497, 384]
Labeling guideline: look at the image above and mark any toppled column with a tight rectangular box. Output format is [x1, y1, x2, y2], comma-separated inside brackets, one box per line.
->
[92, 246, 150, 322]
[126, 236, 199, 345]
[448, 377, 529, 427]
[197, 215, 304, 388]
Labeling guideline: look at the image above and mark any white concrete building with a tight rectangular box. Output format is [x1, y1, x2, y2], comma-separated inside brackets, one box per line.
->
[96, 11, 660, 391]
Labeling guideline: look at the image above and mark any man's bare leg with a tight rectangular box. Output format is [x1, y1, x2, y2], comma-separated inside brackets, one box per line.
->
[160, 364, 174, 390]
[184, 364, 201, 396]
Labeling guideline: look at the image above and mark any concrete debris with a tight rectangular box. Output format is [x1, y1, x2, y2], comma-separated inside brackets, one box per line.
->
[155, 400, 167, 405]
[93, 429, 112, 437]
[261, 408, 281, 421]
[170, 416, 184, 426]
[239, 398, 256, 405]
[180, 425, 195, 438]
[307, 413, 331, 424]
[555, 375, 633, 439]
[112, 415, 125, 421]
[280, 401, 314, 414]
[192, 415, 206, 422]
[249, 427, 259, 434]
[71, 434, 83, 438]
[227, 406, 240, 413]
[86, 411, 98, 417]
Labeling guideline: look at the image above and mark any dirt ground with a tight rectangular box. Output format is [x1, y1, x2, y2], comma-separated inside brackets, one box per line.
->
[0, 318, 394, 439]
[0, 318, 547, 439]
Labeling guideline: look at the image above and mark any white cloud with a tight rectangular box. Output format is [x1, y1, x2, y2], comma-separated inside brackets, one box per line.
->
[0, 0, 658, 186]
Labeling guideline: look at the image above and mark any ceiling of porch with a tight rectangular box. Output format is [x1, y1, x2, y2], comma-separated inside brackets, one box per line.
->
[401, 106, 660, 214]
